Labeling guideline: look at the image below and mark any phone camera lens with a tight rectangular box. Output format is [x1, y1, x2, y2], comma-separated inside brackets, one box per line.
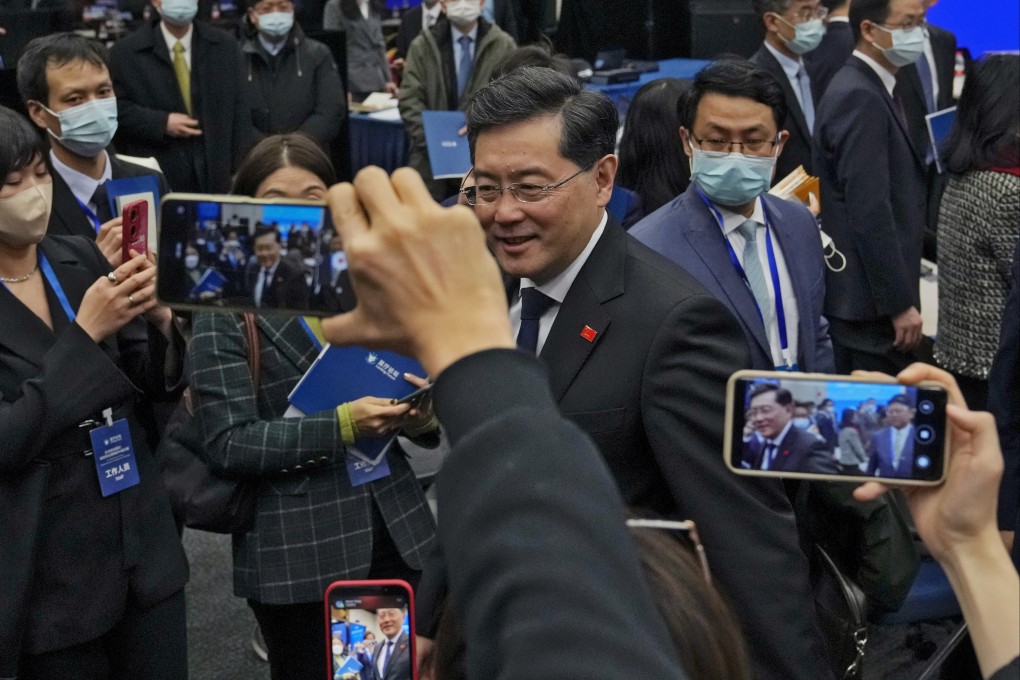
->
[916, 455, 931, 469]
[919, 400, 934, 414]
[916, 425, 935, 444]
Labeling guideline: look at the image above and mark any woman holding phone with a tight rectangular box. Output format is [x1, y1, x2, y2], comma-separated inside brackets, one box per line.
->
[184, 133, 437, 680]
[0, 107, 187, 678]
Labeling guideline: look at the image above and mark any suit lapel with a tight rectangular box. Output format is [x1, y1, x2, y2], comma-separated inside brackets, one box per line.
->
[852, 58, 924, 167]
[757, 48, 811, 141]
[47, 166, 95, 238]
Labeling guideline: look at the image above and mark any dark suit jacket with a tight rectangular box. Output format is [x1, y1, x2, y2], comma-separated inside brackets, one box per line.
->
[369, 632, 411, 680]
[47, 154, 172, 238]
[814, 56, 926, 322]
[631, 185, 835, 373]
[743, 425, 836, 473]
[532, 218, 829, 680]
[0, 235, 186, 654]
[245, 256, 311, 310]
[395, 4, 423, 59]
[109, 19, 255, 193]
[187, 313, 436, 603]
[866, 425, 915, 478]
[751, 44, 815, 181]
[806, 20, 854, 101]
[433, 349, 686, 679]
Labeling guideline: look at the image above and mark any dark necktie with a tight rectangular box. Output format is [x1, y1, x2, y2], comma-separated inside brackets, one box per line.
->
[89, 182, 114, 224]
[762, 443, 777, 470]
[892, 83, 910, 132]
[380, 640, 393, 677]
[516, 287, 555, 354]
[916, 53, 936, 113]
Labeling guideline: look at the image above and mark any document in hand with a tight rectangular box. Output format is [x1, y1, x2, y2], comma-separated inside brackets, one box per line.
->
[105, 175, 162, 247]
[422, 110, 471, 179]
[288, 346, 425, 463]
[925, 107, 956, 174]
[191, 269, 227, 298]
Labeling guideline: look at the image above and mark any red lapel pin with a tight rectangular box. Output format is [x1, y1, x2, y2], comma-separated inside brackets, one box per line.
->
[580, 325, 598, 343]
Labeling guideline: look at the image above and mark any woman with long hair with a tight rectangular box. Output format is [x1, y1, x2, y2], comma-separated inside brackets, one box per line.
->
[837, 407, 868, 474]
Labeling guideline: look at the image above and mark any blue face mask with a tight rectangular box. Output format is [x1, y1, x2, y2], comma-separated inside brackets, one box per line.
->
[793, 417, 812, 430]
[689, 147, 778, 207]
[258, 11, 294, 38]
[873, 24, 926, 67]
[774, 15, 826, 55]
[160, 0, 198, 25]
[40, 97, 119, 158]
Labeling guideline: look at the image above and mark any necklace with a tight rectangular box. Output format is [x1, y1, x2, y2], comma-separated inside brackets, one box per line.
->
[0, 264, 39, 284]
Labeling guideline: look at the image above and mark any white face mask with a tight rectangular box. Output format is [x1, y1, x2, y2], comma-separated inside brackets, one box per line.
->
[445, 0, 481, 28]
[184, 254, 200, 269]
[793, 417, 812, 430]
[0, 183, 52, 248]
[871, 23, 926, 67]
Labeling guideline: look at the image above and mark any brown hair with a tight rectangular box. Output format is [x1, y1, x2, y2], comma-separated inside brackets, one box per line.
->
[231, 133, 337, 197]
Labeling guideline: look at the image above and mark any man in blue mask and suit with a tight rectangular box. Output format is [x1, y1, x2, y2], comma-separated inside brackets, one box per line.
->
[632, 58, 835, 375]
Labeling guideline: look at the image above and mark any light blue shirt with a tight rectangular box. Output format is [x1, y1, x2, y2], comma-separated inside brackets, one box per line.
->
[451, 22, 479, 80]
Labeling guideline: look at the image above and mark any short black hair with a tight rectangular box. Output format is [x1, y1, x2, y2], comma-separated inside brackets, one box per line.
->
[849, 0, 892, 44]
[466, 66, 618, 169]
[679, 58, 787, 133]
[752, 0, 793, 18]
[888, 394, 914, 409]
[232, 133, 337, 197]
[253, 225, 281, 243]
[943, 55, 1020, 174]
[0, 106, 47, 179]
[748, 383, 794, 407]
[820, 0, 850, 11]
[16, 32, 110, 106]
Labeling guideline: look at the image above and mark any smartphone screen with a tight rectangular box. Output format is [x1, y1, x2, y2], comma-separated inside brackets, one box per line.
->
[725, 371, 948, 484]
[324, 580, 415, 680]
[157, 194, 354, 316]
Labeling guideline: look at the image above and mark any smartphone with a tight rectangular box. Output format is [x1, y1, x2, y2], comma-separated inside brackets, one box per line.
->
[724, 370, 949, 485]
[122, 198, 149, 262]
[394, 384, 432, 407]
[157, 193, 349, 316]
[324, 579, 416, 680]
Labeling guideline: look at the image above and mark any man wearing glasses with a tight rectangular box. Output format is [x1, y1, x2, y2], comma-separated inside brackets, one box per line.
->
[751, 0, 829, 181]
[438, 66, 832, 680]
[813, 0, 928, 374]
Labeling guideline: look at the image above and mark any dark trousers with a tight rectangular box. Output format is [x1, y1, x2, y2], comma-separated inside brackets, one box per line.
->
[18, 590, 187, 680]
[250, 500, 420, 680]
[830, 317, 919, 375]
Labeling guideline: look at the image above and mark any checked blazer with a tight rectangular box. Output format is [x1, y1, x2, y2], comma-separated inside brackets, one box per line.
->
[187, 313, 435, 604]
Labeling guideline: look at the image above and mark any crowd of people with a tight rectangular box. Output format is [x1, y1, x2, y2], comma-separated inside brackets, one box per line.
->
[0, 0, 1018, 679]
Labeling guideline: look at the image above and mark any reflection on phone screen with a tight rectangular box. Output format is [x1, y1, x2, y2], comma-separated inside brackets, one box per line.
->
[328, 591, 412, 680]
[731, 377, 947, 482]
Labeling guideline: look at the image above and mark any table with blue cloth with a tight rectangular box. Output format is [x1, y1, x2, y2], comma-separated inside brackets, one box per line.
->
[587, 58, 712, 119]
[349, 112, 408, 175]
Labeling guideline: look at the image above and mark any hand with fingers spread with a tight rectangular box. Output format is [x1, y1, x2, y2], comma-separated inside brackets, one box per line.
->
[320, 166, 514, 377]
[853, 363, 1019, 679]
[96, 217, 124, 267]
[76, 253, 159, 342]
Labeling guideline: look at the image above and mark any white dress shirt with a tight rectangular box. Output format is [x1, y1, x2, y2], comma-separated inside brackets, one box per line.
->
[50, 149, 112, 214]
[254, 257, 281, 306]
[509, 211, 608, 356]
[161, 21, 194, 69]
[762, 420, 794, 470]
[764, 40, 811, 113]
[422, 2, 441, 29]
[852, 49, 897, 97]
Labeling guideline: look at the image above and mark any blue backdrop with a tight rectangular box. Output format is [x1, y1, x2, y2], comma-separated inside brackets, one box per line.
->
[927, 0, 1020, 57]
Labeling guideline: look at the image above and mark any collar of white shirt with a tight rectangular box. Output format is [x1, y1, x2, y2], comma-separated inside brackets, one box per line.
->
[827, 15, 850, 24]
[262, 257, 281, 279]
[852, 49, 897, 98]
[768, 420, 794, 450]
[258, 33, 287, 56]
[50, 148, 112, 209]
[160, 21, 194, 64]
[518, 210, 608, 306]
[764, 40, 804, 81]
[714, 196, 767, 238]
[450, 20, 479, 45]
[422, 3, 441, 28]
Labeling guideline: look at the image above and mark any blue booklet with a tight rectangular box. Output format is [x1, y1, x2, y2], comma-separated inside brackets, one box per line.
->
[288, 346, 425, 462]
[190, 268, 227, 299]
[925, 106, 956, 174]
[422, 110, 470, 179]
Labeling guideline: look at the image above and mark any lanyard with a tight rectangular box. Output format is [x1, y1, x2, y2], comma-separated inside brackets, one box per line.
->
[695, 188, 792, 368]
[38, 252, 77, 322]
[298, 316, 325, 351]
[74, 196, 102, 234]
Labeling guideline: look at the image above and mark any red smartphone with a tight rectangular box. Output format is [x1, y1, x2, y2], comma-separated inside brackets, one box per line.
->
[324, 579, 416, 680]
[122, 199, 149, 261]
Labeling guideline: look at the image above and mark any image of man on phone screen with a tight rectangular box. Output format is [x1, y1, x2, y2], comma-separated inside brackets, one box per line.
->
[866, 395, 916, 478]
[742, 383, 838, 474]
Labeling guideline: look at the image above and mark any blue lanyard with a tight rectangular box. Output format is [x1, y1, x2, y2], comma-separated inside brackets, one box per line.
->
[38, 252, 77, 322]
[695, 188, 792, 368]
[74, 196, 102, 234]
[297, 317, 323, 351]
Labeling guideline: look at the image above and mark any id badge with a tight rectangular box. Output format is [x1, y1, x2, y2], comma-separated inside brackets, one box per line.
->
[89, 418, 141, 497]
[346, 454, 391, 487]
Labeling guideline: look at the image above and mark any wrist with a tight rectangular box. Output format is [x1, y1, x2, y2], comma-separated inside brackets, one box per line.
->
[416, 330, 516, 378]
[939, 529, 1011, 578]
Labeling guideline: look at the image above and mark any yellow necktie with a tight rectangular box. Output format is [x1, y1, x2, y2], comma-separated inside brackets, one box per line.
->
[172, 41, 192, 116]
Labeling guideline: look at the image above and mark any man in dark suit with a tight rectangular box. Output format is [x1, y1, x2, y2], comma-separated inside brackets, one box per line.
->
[813, 0, 928, 374]
[17, 33, 170, 263]
[866, 394, 916, 477]
[632, 58, 835, 374]
[741, 383, 837, 472]
[395, 0, 441, 59]
[806, 0, 854, 99]
[750, 0, 828, 182]
[109, 0, 254, 193]
[457, 66, 832, 680]
[246, 226, 309, 309]
[368, 606, 411, 680]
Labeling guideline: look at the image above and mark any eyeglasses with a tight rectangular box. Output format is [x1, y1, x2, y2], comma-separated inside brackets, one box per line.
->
[461, 164, 593, 206]
[689, 133, 780, 155]
[745, 405, 781, 419]
[877, 17, 927, 31]
[253, 0, 292, 12]
[777, 5, 828, 23]
[626, 518, 712, 585]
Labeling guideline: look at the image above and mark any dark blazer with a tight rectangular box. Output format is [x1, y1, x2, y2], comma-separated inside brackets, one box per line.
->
[187, 313, 436, 603]
[433, 349, 686, 680]
[631, 185, 835, 373]
[866, 425, 915, 478]
[47, 154, 171, 238]
[395, 4, 424, 59]
[534, 218, 830, 680]
[109, 19, 255, 194]
[814, 56, 926, 322]
[806, 20, 854, 101]
[989, 239, 1019, 552]
[751, 44, 815, 181]
[742, 425, 836, 473]
[0, 235, 186, 655]
[369, 632, 411, 680]
[245, 256, 311, 310]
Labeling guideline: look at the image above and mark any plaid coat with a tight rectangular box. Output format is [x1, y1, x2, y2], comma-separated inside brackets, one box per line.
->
[187, 312, 435, 604]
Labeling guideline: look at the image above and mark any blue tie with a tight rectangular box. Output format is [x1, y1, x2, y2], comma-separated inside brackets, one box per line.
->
[516, 287, 555, 354]
[796, 64, 815, 134]
[457, 35, 473, 98]
[736, 219, 773, 328]
[916, 53, 936, 113]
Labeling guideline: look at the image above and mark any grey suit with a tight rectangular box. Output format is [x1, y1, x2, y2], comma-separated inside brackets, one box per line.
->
[323, 2, 391, 95]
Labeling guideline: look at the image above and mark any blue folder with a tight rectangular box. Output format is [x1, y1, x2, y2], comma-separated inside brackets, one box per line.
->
[104, 175, 161, 217]
[422, 110, 471, 179]
[190, 268, 226, 298]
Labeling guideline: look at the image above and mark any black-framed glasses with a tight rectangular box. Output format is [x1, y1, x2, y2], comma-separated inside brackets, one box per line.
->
[461, 163, 594, 206]
[626, 518, 712, 585]
[689, 133, 780, 155]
